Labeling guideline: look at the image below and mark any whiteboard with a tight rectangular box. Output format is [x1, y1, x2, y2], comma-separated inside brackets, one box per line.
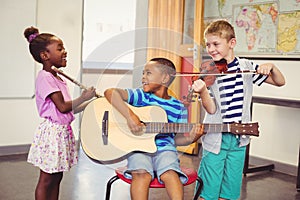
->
[0, 0, 36, 98]
[253, 60, 300, 101]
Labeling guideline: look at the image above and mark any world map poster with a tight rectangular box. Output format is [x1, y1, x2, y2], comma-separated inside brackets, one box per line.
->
[204, 0, 300, 57]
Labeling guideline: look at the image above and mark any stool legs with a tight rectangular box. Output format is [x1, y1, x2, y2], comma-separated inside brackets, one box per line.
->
[105, 175, 203, 200]
[193, 176, 203, 200]
[105, 175, 119, 200]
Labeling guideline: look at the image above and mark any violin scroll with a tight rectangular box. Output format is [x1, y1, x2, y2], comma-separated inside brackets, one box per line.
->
[182, 86, 197, 103]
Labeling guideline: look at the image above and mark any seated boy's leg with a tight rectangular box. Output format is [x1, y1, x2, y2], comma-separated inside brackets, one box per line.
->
[155, 151, 187, 199]
[160, 169, 184, 200]
[155, 151, 188, 184]
[124, 152, 154, 179]
[125, 153, 154, 200]
[131, 170, 152, 200]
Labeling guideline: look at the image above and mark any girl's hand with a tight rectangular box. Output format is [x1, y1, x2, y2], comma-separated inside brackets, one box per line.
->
[257, 63, 274, 75]
[192, 79, 207, 94]
[81, 87, 96, 101]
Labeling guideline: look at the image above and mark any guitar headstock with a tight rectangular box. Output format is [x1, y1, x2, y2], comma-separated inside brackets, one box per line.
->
[230, 122, 259, 137]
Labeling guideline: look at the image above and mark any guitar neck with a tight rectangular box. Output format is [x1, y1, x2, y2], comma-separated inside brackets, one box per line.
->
[144, 123, 231, 134]
[144, 122, 259, 136]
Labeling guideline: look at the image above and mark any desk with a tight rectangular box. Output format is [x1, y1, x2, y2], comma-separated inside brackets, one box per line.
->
[297, 146, 300, 191]
[243, 99, 275, 175]
[248, 97, 300, 191]
[243, 143, 274, 175]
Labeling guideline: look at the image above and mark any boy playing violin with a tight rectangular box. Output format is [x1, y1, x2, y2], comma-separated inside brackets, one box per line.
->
[192, 19, 285, 200]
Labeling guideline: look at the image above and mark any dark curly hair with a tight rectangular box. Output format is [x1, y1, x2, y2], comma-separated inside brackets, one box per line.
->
[24, 26, 55, 63]
[150, 57, 176, 86]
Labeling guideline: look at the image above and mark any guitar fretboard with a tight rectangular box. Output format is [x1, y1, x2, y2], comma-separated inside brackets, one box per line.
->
[144, 123, 231, 134]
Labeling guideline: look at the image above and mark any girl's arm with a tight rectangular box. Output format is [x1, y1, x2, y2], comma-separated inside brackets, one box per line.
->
[257, 63, 285, 86]
[73, 99, 94, 114]
[50, 87, 96, 114]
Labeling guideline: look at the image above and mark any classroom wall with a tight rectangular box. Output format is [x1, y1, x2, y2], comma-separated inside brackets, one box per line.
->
[251, 60, 300, 169]
[0, 0, 299, 174]
[252, 103, 300, 167]
[82, 73, 133, 96]
[0, 0, 83, 148]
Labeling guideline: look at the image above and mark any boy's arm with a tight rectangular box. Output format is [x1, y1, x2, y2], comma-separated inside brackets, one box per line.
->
[50, 86, 96, 114]
[175, 79, 216, 146]
[175, 124, 204, 146]
[104, 88, 144, 135]
[192, 79, 216, 114]
[257, 63, 285, 86]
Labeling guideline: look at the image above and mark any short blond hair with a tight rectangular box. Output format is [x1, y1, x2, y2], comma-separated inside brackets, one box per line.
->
[204, 20, 235, 42]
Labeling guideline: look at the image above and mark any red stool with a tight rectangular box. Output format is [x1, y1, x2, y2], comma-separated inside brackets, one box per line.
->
[105, 166, 203, 200]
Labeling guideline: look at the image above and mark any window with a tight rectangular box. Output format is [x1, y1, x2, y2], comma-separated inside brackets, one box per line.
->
[82, 0, 136, 70]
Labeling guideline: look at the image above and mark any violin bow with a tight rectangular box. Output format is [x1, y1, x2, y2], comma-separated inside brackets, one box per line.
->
[179, 70, 257, 103]
[174, 70, 257, 77]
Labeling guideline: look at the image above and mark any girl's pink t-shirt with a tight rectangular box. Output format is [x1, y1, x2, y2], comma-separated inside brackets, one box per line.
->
[35, 70, 75, 125]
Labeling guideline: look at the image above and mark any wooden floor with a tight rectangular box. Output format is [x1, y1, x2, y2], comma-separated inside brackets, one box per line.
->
[0, 147, 299, 200]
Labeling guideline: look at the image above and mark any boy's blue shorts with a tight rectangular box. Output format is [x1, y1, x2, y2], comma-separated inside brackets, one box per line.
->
[124, 150, 188, 184]
[198, 133, 246, 200]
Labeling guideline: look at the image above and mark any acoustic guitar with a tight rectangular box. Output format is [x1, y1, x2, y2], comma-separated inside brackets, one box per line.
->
[80, 98, 259, 163]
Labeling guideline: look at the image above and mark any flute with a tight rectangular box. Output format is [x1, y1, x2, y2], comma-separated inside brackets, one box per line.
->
[51, 66, 101, 98]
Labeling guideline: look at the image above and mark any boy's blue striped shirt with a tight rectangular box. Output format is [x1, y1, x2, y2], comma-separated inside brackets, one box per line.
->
[126, 88, 187, 151]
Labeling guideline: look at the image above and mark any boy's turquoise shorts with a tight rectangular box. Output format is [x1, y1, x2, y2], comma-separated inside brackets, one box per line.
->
[198, 133, 246, 200]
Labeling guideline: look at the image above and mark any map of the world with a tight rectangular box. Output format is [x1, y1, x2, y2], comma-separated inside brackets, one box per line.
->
[204, 0, 300, 56]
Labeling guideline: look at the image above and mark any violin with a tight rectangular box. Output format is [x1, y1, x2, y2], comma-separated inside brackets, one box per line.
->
[198, 58, 228, 87]
[180, 58, 257, 104]
[182, 59, 227, 104]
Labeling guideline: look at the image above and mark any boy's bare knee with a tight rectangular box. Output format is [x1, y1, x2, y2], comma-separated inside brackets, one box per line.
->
[160, 170, 178, 182]
[131, 170, 152, 182]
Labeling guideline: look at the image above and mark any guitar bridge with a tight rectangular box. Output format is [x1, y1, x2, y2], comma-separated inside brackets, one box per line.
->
[102, 111, 108, 145]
